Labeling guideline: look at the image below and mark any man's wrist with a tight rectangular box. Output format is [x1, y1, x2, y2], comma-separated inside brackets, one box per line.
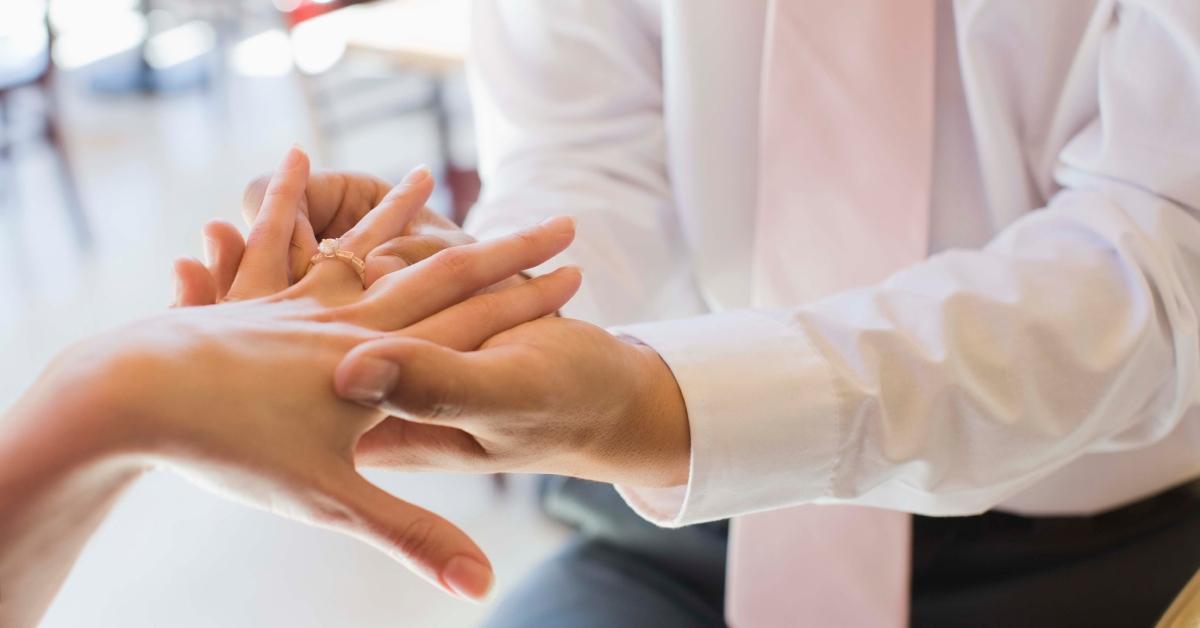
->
[626, 340, 691, 488]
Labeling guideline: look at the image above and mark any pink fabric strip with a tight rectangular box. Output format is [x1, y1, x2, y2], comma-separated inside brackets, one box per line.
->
[731, 1, 936, 626]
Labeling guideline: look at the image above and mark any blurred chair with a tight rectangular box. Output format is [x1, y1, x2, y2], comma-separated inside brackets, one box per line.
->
[286, 0, 480, 224]
[0, 1, 89, 245]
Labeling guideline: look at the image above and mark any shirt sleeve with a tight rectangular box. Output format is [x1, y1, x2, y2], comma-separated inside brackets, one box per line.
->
[464, 0, 708, 327]
[616, 0, 1200, 526]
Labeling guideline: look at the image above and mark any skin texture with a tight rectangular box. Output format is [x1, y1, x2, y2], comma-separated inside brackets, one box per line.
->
[184, 171, 692, 491]
[338, 318, 692, 489]
[237, 167, 524, 292]
[0, 149, 583, 627]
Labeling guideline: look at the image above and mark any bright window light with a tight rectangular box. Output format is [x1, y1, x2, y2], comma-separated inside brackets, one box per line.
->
[48, 0, 140, 35]
[290, 18, 346, 75]
[229, 29, 294, 77]
[0, 2, 50, 63]
[144, 20, 215, 69]
[51, 8, 147, 69]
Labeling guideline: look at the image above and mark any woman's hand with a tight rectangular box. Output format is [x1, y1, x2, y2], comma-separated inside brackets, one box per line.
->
[0, 147, 581, 625]
[174, 168, 526, 307]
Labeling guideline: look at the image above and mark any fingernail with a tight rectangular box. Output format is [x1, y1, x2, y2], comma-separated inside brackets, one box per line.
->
[402, 164, 431, 185]
[342, 357, 399, 403]
[538, 215, 576, 235]
[442, 556, 495, 602]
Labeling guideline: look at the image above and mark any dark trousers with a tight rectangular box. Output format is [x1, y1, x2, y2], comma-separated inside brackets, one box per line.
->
[484, 477, 1200, 628]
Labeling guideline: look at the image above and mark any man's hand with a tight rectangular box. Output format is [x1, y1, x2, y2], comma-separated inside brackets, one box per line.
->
[332, 316, 692, 489]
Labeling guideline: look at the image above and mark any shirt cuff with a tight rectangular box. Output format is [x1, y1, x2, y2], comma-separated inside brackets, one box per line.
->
[611, 310, 844, 527]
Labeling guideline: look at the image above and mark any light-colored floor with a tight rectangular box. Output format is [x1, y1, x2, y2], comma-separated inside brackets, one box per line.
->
[0, 61, 569, 628]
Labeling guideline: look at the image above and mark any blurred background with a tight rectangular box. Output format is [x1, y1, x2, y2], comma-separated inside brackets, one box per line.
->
[0, 1, 569, 626]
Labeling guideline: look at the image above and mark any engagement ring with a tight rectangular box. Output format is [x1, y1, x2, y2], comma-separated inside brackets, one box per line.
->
[304, 238, 366, 286]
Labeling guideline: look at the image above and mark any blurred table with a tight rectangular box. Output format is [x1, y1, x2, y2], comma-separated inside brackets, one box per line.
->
[339, 0, 470, 72]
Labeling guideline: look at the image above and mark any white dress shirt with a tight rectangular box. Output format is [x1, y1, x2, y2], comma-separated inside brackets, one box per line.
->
[464, 0, 1200, 526]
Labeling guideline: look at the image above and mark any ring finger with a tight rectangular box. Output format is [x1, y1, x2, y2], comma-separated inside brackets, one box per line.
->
[303, 166, 433, 289]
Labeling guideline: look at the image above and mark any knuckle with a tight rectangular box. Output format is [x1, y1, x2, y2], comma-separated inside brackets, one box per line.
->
[420, 387, 464, 423]
[339, 226, 362, 246]
[262, 183, 296, 203]
[431, 246, 475, 277]
[513, 227, 541, 250]
[307, 305, 357, 325]
[381, 184, 411, 206]
[506, 228, 543, 262]
[399, 372, 463, 422]
[243, 224, 278, 249]
[385, 516, 437, 561]
[407, 236, 453, 264]
[261, 176, 305, 205]
[371, 238, 418, 263]
[524, 274, 553, 300]
[306, 493, 360, 530]
[468, 293, 507, 322]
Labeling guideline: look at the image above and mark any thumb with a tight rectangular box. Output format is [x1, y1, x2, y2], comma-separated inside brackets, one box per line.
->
[335, 338, 519, 423]
[333, 470, 495, 601]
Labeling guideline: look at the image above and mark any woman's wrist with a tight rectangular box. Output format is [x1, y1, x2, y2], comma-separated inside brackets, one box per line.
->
[0, 346, 152, 628]
[12, 340, 159, 475]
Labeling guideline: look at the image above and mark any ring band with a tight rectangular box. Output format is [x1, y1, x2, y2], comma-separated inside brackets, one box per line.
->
[303, 238, 366, 286]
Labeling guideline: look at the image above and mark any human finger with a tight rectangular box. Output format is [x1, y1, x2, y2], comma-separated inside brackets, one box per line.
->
[334, 337, 531, 422]
[201, 219, 245, 300]
[338, 165, 433, 256]
[229, 147, 309, 297]
[172, 257, 216, 307]
[330, 470, 495, 601]
[354, 216, 575, 330]
[401, 266, 581, 351]
[242, 170, 393, 238]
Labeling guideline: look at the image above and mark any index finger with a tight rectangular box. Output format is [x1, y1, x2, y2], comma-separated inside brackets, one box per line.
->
[353, 216, 576, 330]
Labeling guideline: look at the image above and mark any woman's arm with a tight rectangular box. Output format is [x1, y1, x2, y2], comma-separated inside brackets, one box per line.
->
[0, 357, 144, 627]
[0, 148, 583, 626]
